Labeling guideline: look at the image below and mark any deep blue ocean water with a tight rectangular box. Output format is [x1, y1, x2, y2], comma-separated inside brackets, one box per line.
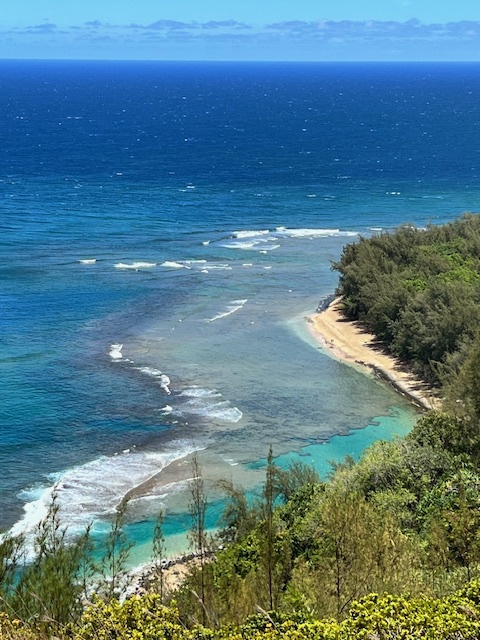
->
[2, 60, 480, 563]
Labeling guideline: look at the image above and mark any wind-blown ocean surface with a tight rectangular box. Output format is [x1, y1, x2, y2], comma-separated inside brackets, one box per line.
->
[2, 60, 480, 561]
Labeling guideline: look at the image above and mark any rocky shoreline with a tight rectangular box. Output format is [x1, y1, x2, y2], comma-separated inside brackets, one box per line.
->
[126, 550, 216, 598]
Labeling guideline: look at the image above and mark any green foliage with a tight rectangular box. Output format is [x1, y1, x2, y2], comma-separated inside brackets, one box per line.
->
[189, 454, 208, 624]
[145, 510, 166, 598]
[410, 411, 480, 463]
[418, 469, 480, 577]
[8, 493, 93, 630]
[98, 500, 133, 600]
[263, 446, 275, 611]
[444, 331, 480, 430]
[77, 594, 213, 639]
[272, 459, 321, 503]
[333, 213, 480, 385]
[0, 532, 25, 603]
[6, 439, 480, 639]
[342, 590, 480, 639]
[216, 478, 258, 544]
[296, 484, 419, 618]
[42, 581, 480, 639]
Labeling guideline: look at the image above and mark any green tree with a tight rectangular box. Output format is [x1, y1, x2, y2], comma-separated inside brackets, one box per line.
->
[273, 459, 320, 503]
[99, 500, 133, 600]
[216, 479, 257, 544]
[0, 532, 25, 607]
[263, 446, 275, 611]
[188, 454, 209, 625]
[11, 493, 91, 629]
[147, 509, 166, 599]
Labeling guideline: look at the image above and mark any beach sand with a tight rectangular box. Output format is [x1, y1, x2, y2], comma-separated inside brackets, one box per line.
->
[308, 297, 439, 411]
[127, 552, 215, 599]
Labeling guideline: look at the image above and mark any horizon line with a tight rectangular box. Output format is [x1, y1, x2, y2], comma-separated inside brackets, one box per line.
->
[2, 57, 480, 64]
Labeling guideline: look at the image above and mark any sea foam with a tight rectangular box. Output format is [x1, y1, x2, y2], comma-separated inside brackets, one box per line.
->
[9, 443, 200, 547]
[275, 227, 358, 238]
[178, 386, 243, 423]
[207, 299, 248, 322]
[233, 229, 270, 238]
[114, 262, 157, 270]
[162, 259, 231, 271]
[219, 227, 358, 250]
[220, 238, 278, 250]
[109, 343, 124, 360]
[136, 366, 171, 395]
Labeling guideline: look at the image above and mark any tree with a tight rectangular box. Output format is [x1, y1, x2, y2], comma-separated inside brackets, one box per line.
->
[99, 500, 133, 600]
[216, 478, 257, 543]
[302, 485, 415, 619]
[272, 459, 320, 503]
[148, 510, 166, 599]
[263, 446, 275, 611]
[0, 532, 25, 607]
[421, 470, 480, 580]
[11, 492, 91, 629]
[188, 454, 209, 625]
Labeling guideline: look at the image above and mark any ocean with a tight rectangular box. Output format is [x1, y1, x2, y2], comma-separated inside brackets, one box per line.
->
[2, 60, 479, 564]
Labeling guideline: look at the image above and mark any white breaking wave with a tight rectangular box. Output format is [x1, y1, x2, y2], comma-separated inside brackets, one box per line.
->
[136, 366, 171, 395]
[109, 343, 124, 360]
[161, 260, 186, 269]
[180, 388, 222, 399]
[79, 258, 96, 264]
[114, 262, 157, 270]
[205, 264, 232, 270]
[8, 443, 200, 547]
[206, 299, 248, 323]
[274, 227, 358, 238]
[220, 238, 278, 251]
[178, 386, 243, 423]
[219, 226, 357, 250]
[162, 260, 231, 271]
[233, 229, 270, 238]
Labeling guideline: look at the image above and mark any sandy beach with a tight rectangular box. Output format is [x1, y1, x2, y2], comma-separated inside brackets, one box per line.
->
[308, 297, 439, 411]
[127, 552, 216, 600]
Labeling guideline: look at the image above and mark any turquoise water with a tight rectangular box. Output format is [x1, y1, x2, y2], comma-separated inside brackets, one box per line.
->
[4, 60, 479, 566]
[123, 407, 417, 567]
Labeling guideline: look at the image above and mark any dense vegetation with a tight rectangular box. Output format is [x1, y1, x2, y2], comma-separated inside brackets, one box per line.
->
[3, 409, 480, 638]
[3, 214, 480, 639]
[333, 212, 480, 386]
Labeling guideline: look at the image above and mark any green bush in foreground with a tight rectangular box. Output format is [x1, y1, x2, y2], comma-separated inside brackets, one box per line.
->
[68, 580, 480, 640]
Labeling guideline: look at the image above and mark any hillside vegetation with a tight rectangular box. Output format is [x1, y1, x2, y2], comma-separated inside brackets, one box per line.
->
[3, 215, 480, 639]
[333, 213, 480, 386]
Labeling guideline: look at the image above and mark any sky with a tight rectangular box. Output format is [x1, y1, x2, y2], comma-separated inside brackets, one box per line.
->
[2, 0, 480, 61]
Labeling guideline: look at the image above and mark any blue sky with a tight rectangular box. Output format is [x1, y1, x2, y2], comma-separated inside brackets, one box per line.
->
[2, 0, 480, 61]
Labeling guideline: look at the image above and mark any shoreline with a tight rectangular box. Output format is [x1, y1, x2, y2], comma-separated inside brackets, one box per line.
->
[127, 551, 215, 599]
[126, 295, 435, 597]
[308, 297, 439, 412]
